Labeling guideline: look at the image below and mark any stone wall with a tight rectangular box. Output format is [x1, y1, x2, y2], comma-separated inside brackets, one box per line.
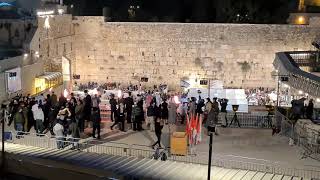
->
[37, 15, 74, 72]
[70, 17, 320, 89]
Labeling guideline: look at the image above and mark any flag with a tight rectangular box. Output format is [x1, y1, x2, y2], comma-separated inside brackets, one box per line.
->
[196, 114, 202, 144]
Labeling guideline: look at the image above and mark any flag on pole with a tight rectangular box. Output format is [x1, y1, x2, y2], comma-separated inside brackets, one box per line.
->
[196, 114, 202, 144]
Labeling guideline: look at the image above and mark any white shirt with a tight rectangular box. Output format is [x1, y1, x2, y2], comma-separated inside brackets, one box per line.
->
[33, 108, 44, 121]
[53, 123, 64, 137]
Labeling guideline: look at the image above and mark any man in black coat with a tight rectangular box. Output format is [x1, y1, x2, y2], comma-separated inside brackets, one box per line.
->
[124, 92, 134, 123]
[83, 90, 92, 124]
[109, 94, 117, 122]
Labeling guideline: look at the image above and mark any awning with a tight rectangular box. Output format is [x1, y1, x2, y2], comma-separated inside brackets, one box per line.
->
[37, 72, 62, 81]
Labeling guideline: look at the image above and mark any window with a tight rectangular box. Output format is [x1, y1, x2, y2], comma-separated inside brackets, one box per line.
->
[200, 80, 208, 85]
[141, 77, 148, 82]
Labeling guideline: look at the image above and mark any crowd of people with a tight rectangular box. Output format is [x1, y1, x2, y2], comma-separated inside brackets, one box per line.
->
[1, 82, 233, 150]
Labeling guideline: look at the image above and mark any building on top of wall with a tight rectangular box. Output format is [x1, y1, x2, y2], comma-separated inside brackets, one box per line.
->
[288, 0, 320, 25]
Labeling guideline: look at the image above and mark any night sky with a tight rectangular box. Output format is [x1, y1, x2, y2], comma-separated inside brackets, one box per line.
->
[63, 0, 305, 23]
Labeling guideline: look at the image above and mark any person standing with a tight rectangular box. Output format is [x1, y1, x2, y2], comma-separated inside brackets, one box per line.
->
[219, 98, 228, 127]
[75, 99, 84, 132]
[168, 98, 178, 133]
[124, 92, 134, 124]
[53, 120, 64, 149]
[69, 119, 80, 149]
[306, 99, 314, 120]
[91, 107, 101, 139]
[13, 107, 25, 134]
[92, 94, 101, 109]
[83, 90, 92, 127]
[109, 94, 117, 122]
[33, 105, 45, 134]
[189, 97, 197, 118]
[51, 91, 58, 107]
[111, 100, 125, 131]
[160, 99, 168, 125]
[147, 101, 156, 131]
[203, 98, 213, 125]
[152, 105, 163, 149]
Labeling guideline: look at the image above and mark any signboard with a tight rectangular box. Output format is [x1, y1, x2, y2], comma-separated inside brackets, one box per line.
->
[5, 67, 21, 93]
[210, 80, 223, 89]
[62, 56, 70, 81]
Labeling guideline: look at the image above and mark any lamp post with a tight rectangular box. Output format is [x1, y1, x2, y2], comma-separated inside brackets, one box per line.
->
[1, 103, 6, 174]
[207, 125, 215, 180]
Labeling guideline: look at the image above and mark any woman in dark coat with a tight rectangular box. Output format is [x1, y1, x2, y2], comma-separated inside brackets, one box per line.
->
[152, 106, 163, 149]
[160, 100, 168, 122]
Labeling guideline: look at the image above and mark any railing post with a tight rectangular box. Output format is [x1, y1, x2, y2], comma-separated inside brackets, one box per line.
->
[128, 144, 132, 156]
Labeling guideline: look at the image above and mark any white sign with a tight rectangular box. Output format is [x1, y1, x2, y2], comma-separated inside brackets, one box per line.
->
[62, 56, 70, 81]
[210, 80, 223, 89]
[5, 67, 22, 93]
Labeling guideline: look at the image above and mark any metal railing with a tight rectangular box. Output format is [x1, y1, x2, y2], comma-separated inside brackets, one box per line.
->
[5, 131, 320, 179]
[218, 113, 274, 128]
[274, 111, 320, 162]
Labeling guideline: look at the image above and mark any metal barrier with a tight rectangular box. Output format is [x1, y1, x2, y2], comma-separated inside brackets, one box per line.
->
[274, 111, 320, 161]
[5, 130, 320, 179]
[218, 113, 274, 128]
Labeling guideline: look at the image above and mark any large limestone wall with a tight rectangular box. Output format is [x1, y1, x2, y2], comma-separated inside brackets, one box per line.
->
[70, 17, 320, 89]
[37, 15, 74, 72]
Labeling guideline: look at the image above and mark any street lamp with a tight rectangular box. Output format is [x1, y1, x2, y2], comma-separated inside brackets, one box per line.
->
[207, 125, 215, 180]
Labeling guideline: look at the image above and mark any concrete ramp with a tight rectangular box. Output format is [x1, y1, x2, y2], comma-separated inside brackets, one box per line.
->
[0, 143, 303, 180]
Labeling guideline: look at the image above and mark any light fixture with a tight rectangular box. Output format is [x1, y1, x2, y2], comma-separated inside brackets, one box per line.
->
[305, 93, 309, 96]
[37, 10, 55, 16]
[63, 89, 69, 98]
[58, 9, 64, 15]
[117, 90, 122, 98]
[298, 90, 303, 95]
[317, 98, 320, 102]
[24, 53, 28, 57]
[297, 16, 305, 24]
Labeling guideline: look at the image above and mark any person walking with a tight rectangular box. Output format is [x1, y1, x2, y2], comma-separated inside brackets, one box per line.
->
[110, 100, 125, 131]
[53, 120, 64, 149]
[147, 101, 156, 131]
[160, 100, 168, 125]
[152, 105, 163, 149]
[91, 107, 101, 139]
[109, 94, 117, 122]
[33, 104, 44, 134]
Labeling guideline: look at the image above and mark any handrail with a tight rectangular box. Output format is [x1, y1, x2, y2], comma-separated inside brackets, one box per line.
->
[5, 130, 320, 179]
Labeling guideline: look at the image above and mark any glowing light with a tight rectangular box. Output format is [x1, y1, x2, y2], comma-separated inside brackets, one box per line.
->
[317, 98, 320, 102]
[0, 2, 13, 7]
[37, 10, 54, 16]
[283, 84, 289, 88]
[58, 9, 64, 15]
[49, 87, 53, 92]
[305, 93, 309, 96]
[298, 90, 303, 95]
[174, 95, 180, 104]
[24, 53, 28, 57]
[298, 16, 305, 24]
[63, 89, 69, 98]
[44, 16, 50, 29]
[92, 88, 98, 95]
[117, 90, 122, 98]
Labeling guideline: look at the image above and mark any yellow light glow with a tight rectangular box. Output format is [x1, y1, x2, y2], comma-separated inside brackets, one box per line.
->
[64, 89, 69, 98]
[298, 90, 304, 94]
[296, 16, 306, 24]
[35, 78, 46, 92]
